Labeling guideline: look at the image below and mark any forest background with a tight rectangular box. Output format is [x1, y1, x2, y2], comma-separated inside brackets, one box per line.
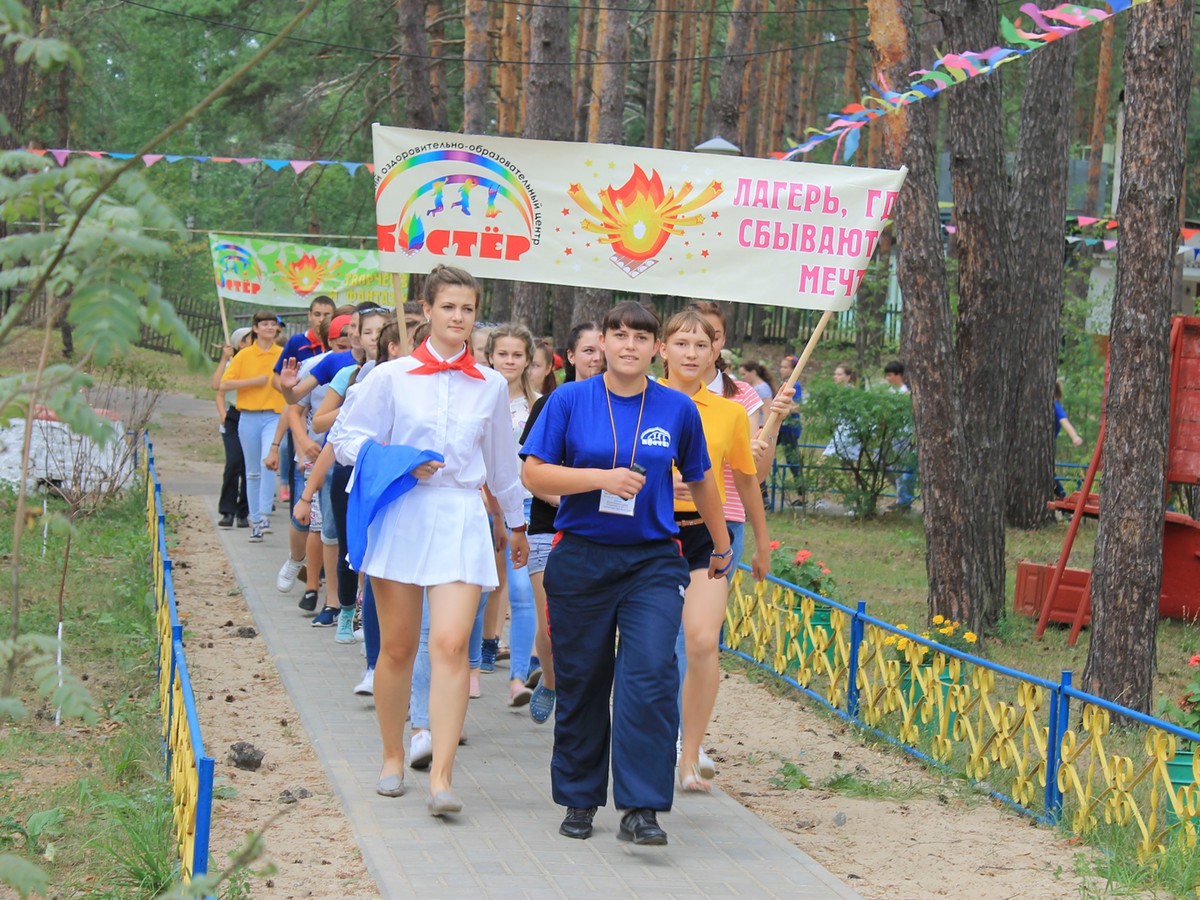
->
[2, 0, 1197, 714]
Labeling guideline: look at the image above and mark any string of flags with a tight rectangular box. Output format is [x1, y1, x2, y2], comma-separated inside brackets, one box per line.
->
[25, 147, 374, 175]
[782, 0, 1149, 163]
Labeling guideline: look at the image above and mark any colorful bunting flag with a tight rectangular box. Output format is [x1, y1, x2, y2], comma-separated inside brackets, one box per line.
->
[783, 0, 1150, 163]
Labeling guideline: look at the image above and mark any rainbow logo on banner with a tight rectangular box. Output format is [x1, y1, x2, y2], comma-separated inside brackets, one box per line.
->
[213, 242, 264, 295]
[374, 148, 538, 260]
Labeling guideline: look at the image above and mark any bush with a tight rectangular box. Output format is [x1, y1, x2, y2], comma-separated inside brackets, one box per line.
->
[804, 381, 915, 517]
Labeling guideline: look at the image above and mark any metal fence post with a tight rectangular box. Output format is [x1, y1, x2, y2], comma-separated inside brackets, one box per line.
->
[1044, 672, 1063, 823]
[847, 600, 866, 720]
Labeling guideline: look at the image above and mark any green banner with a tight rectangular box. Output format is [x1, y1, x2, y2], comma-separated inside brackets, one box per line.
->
[208, 233, 405, 309]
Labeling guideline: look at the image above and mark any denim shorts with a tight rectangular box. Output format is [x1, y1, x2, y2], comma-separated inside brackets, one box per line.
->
[527, 532, 554, 575]
[290, 462, 325, 535]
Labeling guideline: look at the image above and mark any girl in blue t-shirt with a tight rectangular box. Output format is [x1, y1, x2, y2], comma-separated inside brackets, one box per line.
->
[521, 301, 730, 846]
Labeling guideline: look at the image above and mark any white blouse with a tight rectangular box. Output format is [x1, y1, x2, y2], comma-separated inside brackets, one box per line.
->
[328, 347, 526, 531]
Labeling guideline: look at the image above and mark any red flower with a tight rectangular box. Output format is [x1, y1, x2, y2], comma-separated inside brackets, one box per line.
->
[820, 567, 831, 575]
[794, 549, 812, 564]
[1189, 654, 1200, 667]
[769, 541, 782, 551]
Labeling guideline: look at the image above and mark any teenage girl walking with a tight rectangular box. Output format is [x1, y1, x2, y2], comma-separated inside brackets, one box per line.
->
[522, 301, 729, 846]
[329, 266, 527, 814]
[484, 324, 540, 707]
[659, 311, 771, 792]
[220, 310, 285, 541]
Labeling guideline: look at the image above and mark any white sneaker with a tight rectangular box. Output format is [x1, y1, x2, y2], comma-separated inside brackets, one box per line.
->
[409, 729, 433, 770]
[353, 668, 374, 696]
[276, 556, 303, 592]
[354, 627, 365, 642]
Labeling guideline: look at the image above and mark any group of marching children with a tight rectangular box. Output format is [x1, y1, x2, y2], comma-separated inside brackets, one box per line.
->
[217, 266, 795, 842]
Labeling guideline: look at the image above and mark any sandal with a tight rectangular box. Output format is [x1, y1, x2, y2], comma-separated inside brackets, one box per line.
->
[677, 762, 711, 793]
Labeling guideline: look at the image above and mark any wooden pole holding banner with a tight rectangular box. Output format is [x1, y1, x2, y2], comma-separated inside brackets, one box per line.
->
[216, 294, 231, 345]
[759, 308, 835, 434]
[392, 274, 411, 355]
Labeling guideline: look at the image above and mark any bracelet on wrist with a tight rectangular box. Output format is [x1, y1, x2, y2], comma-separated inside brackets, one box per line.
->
[298, 496, 311, 504]
[510, 524, 527, 533]
[711, 547, 732, 559]
[271, 442, 280, 448]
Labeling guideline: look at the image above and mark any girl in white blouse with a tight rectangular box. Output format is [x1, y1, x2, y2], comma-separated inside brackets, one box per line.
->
[329, 266, 528, 814]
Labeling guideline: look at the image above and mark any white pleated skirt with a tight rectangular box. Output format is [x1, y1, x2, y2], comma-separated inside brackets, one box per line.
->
[359, 485, 500, 590]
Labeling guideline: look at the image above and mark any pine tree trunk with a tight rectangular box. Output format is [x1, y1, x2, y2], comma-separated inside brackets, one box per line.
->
[935, 0, 1014, 631]
[1083, 0, 1192, 713]
[737, 13, 759, 155]
[512, 0, 573, 332]
[1004, 21, 1078, 529]
[707, 0, 754, 145]
[650, 6, 675, 148]
[397, 0, 435, 130]
[693, 0, 717, 145]
[671, 1, 695, 150]
[573, 2, 598, 141]
[426, 3, 447, 129]
[575, 0, 628, 326]
[496, 2, 520, 136]
[1085, 20, 1115, 215]
[844, 0, 860, 100]
[871, 0, 974, 629]
[463, 0, 489, 135]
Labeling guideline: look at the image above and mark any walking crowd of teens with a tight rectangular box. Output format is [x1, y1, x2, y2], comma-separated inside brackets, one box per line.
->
[211, 266, 795, 845]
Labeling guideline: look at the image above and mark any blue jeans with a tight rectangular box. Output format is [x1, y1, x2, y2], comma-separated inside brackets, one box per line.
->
[505, 517, 536, 682]
[236, 410, 279, 524]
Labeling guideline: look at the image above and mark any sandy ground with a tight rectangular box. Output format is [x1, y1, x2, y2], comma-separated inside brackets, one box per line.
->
[149, 389, 1102, 899]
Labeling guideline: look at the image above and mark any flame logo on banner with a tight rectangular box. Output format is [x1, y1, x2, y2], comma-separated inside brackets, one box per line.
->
[569, 167, 722, 277]
[275, 252, 342, 296]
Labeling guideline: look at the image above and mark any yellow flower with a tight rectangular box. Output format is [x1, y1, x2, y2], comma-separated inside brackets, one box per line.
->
[897, 623, 910, 631]
[964, 632, 978, 644]
[932, 614, 946, 626]
[939, 626, 953, 636]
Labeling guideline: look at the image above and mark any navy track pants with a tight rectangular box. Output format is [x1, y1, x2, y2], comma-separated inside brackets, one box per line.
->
[543, 531, 688, 812]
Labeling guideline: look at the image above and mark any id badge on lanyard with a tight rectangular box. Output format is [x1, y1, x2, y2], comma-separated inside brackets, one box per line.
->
[600, 374, 647, 517]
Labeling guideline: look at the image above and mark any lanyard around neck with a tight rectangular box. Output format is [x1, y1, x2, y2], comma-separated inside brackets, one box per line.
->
[604, 375, 647, 470]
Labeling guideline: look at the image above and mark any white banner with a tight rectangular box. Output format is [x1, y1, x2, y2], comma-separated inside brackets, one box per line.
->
[371, 126, 907, 312]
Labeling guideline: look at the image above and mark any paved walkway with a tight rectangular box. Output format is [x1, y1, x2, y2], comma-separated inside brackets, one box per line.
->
[163, 454, 856, 898]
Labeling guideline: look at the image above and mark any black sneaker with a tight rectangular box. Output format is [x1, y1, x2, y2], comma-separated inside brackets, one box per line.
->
[559, 806, 597, 840]
[218, 514, 234, 528]
[236, 516, 250, 528]
[618, 808, 667, 845]
[312, 606, 338, 627]
[299, 590, 319, 612]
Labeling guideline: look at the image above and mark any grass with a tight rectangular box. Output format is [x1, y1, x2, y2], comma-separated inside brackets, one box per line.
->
[0, 487, 181, 898]
[752, 507, 1196, 702]
[0, 325, 214, 399]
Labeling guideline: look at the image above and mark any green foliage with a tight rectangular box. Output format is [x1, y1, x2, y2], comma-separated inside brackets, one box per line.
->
[804, 381, 915, 517]
[0, 633, 97, 724]
[87, 790, 177, 898]
[769, 545, 838, 601]
[768, 760, 810, 790]
[0, 853, 50, 899]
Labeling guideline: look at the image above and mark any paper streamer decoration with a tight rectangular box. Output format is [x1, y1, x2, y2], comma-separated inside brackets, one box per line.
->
[27, 148, 375, 175]
[784, 0, 1148, 163]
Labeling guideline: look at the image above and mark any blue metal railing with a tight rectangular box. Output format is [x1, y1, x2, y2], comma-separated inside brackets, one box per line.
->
[722, 567, 1200, 833]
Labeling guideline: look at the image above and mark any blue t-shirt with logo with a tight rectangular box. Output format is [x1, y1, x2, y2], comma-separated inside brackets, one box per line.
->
[521, 376, 710, 545]
[273, 330, 325, 374]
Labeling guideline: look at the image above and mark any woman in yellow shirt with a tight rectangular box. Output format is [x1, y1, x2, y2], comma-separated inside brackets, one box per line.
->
[659, 310, 771, 792]
[221, 310, 285, 541]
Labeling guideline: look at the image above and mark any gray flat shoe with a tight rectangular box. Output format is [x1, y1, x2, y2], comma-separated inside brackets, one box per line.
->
[376, 774, 405, 797]
[427, 790, 463, 816]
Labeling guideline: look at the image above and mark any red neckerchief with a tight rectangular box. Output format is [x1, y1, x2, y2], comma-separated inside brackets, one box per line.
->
[302, 328, 325, 353]
[409, 338, 485, 380]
